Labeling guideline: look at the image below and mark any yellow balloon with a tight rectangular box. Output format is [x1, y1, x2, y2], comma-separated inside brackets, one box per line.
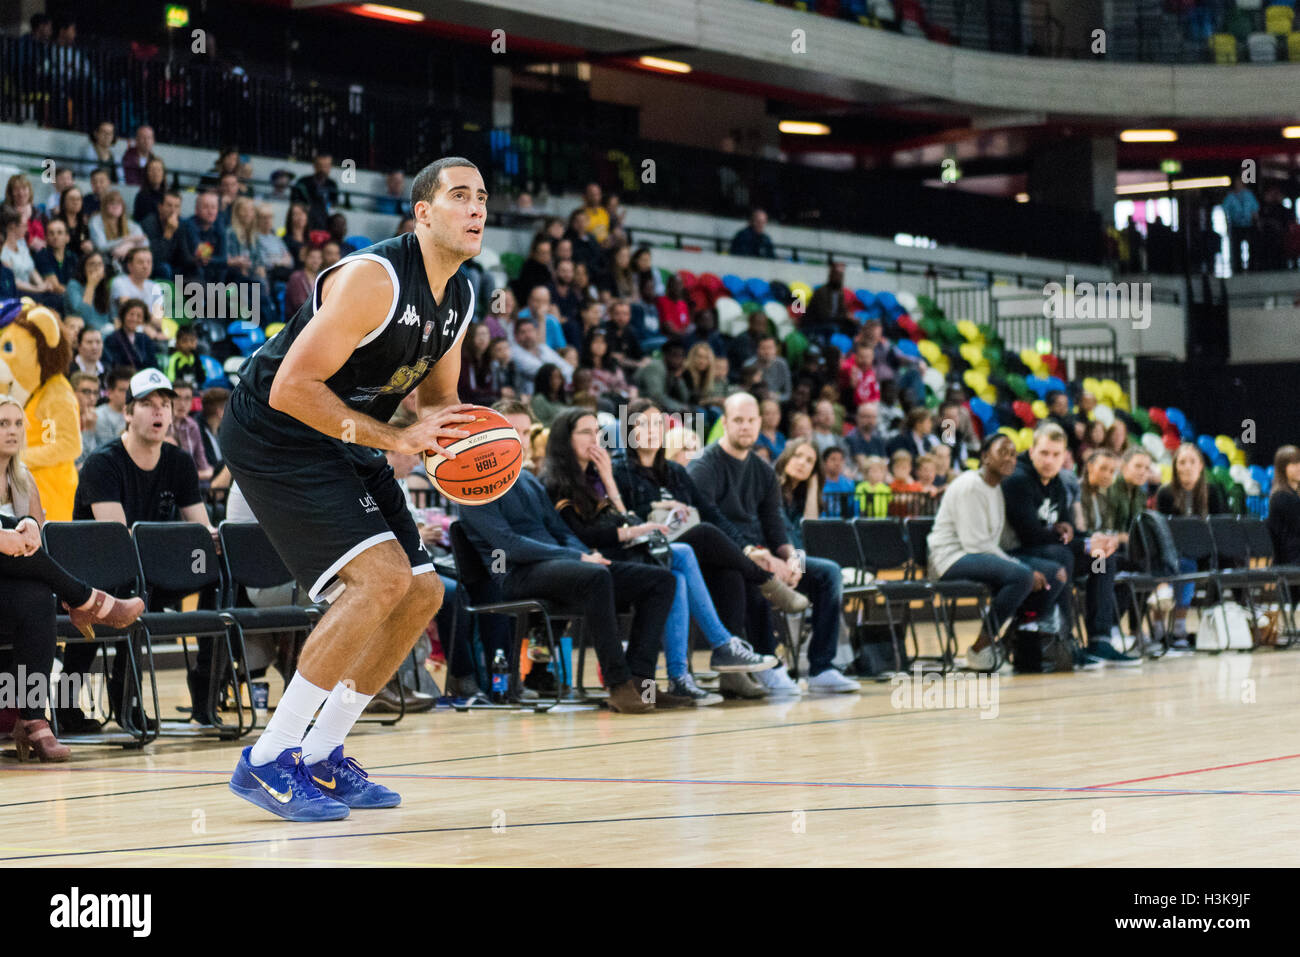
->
[1082, 377, 1102, 396]
[959, 342, 983, 365]
[963, 369, 986, 391]
[1017, 428, 1034, 451]
[787, 281, 812, 303]
[978, 385, 997, 404]
[1032, 399, 1048, 419]
[1160, 463, 1173, 484]
[957, 319, 982, 343]
[1230, 449, 1246, 466]
[160, 317, 179, 341]
[1214, 435, 1234, 454]
[933, 354, 950, 374]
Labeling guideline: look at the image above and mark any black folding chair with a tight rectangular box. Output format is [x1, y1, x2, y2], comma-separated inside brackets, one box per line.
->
[132, 522, 251, 740]
[1207, 515, 1276, 622]
[853, 518, 949, 671]
[216, 522, 333, 725]
[1240, 518, 1300, 645]
[796, 518, 875, 676]
[41, 521, 154, 748]
[1168, 516, 1248, 647]
[903, 516, 996, 667]
[447, 521, 564, 710]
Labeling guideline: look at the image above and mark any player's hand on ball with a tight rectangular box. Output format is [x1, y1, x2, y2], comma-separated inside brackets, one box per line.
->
[398, 404, 478, 459]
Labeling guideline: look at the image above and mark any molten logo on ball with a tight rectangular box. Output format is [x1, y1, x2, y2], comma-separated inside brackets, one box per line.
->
[423, 406, 524, 505]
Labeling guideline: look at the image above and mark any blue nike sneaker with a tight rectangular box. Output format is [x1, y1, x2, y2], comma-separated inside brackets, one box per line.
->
[306, 746, 401, 809]
[230, 746, 350, 822]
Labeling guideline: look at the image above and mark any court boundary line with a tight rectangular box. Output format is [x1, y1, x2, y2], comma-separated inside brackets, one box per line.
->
[0, 791, 1158, 863]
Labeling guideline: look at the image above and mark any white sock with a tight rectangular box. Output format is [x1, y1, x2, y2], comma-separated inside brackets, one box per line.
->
[248, 674, 331, 766]
[300, 682, 374, 765]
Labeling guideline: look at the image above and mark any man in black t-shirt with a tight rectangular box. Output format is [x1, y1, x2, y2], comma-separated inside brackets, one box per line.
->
[63, 368, 214, 730]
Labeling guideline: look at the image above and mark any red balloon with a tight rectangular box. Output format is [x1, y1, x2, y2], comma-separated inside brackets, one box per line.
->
[1163, 431, 1180, 450]
[1148, 406, 1168, 428]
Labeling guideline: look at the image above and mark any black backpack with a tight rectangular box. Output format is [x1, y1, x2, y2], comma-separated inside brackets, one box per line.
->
[1131, 510, 1181, 577]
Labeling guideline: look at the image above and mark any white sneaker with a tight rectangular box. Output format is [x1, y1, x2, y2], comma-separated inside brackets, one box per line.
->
[965, 644, 997, 672]
[753, 664, 803, 696]
[806, 668, 861, 694]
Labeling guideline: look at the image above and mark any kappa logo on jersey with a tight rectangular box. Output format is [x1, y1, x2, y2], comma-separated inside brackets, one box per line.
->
[442, 307, 458, 336]
[398, 304, 420, 327]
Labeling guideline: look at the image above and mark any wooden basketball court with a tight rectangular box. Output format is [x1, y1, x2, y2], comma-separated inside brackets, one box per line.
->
[4, 628, 1298, 868]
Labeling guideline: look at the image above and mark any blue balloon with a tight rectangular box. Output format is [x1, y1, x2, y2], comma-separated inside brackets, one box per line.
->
[745, 277, 770, 300]
[896, 339, 921, 359]
[830, 332, 854, 356]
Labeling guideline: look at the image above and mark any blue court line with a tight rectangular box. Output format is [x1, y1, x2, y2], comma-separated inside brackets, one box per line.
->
[5, 763, 1298, 799]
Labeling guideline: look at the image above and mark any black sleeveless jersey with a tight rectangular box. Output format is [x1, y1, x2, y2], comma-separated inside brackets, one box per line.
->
[235, 232, 475, 438]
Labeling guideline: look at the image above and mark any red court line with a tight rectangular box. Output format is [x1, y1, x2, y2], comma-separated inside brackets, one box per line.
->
[1084, 751, 1300, 790]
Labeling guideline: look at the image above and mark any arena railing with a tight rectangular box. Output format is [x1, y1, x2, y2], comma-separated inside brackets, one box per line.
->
[1, 30, 1106, 263]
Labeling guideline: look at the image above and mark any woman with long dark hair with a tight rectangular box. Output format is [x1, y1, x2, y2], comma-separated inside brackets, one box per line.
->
[529, 363, 570, 427]
[133, 156, 168, 224]
[612, 400, 803, 693]
[581, 328, 631, 404]
[1267, 444, 1300, 564]
[56, 186, 93, 257]
[1156, 442, 1228, 647]
[772, 438, 822, 551]
[283, 202, 312, 267]
[64, 250, 113, 328]
[457, 322, 497, 406]
[544, 409, 778, 704]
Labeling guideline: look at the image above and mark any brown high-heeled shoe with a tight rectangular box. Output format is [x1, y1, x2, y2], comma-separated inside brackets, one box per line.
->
[12, 718, 71, 762]
[64, 589, 146, 640]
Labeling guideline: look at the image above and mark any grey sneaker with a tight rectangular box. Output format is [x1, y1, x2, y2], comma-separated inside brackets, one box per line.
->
[446, 674, 482, 698]
[806, 668, 861, 694]
[759, 576, 810, 613]
[964, 644, 997, 672]
[710, 636, 779, 673]
[718, 671, 767, 699]
[669, 674, 724, 706]
[753, 664, 802, 696]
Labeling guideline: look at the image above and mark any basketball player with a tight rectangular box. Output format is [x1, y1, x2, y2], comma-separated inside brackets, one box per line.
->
[219, 157, 485, 821]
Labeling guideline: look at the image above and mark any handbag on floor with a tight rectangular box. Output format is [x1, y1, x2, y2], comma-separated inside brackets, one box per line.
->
[1198, 602, 1254, 651]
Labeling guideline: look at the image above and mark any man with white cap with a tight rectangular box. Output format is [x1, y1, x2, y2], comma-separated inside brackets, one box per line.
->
[62, 368, 216, 730]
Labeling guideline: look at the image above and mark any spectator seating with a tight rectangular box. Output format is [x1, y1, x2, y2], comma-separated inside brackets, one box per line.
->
[41, 521, 155, 747]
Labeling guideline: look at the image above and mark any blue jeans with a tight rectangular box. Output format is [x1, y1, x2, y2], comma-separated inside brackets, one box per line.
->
[941, 553, 1035, 636]
[664, 543, 733, 678]
[798, 555, 843, 676]
[1176, 557, 1197, 608]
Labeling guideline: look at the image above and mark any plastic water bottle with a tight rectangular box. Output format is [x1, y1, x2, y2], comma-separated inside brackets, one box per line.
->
[491, 649, 510, 703]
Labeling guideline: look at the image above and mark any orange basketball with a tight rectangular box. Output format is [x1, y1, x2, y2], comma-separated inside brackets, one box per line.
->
[423, 406, 523, 506]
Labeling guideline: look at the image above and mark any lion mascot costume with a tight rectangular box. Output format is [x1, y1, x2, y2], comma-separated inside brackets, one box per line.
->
[0, 298, 79, 520]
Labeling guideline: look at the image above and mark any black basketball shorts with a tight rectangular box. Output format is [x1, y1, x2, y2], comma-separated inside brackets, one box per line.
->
[219, 386, 433, 602]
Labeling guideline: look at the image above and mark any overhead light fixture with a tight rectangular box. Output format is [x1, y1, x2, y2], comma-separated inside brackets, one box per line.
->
[1015, 192, 1029, 203]
[779, 121, 830, 136]
[1120, 129, 1178, 143]
[1115, 175, 1231, 196]
[354, 4, 426, 22]
[638, 55, 691, 74]
[1171, 175, 1231, 190]
[1283, 126, 1300, 139]
[1115, 181, 1169, 195]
